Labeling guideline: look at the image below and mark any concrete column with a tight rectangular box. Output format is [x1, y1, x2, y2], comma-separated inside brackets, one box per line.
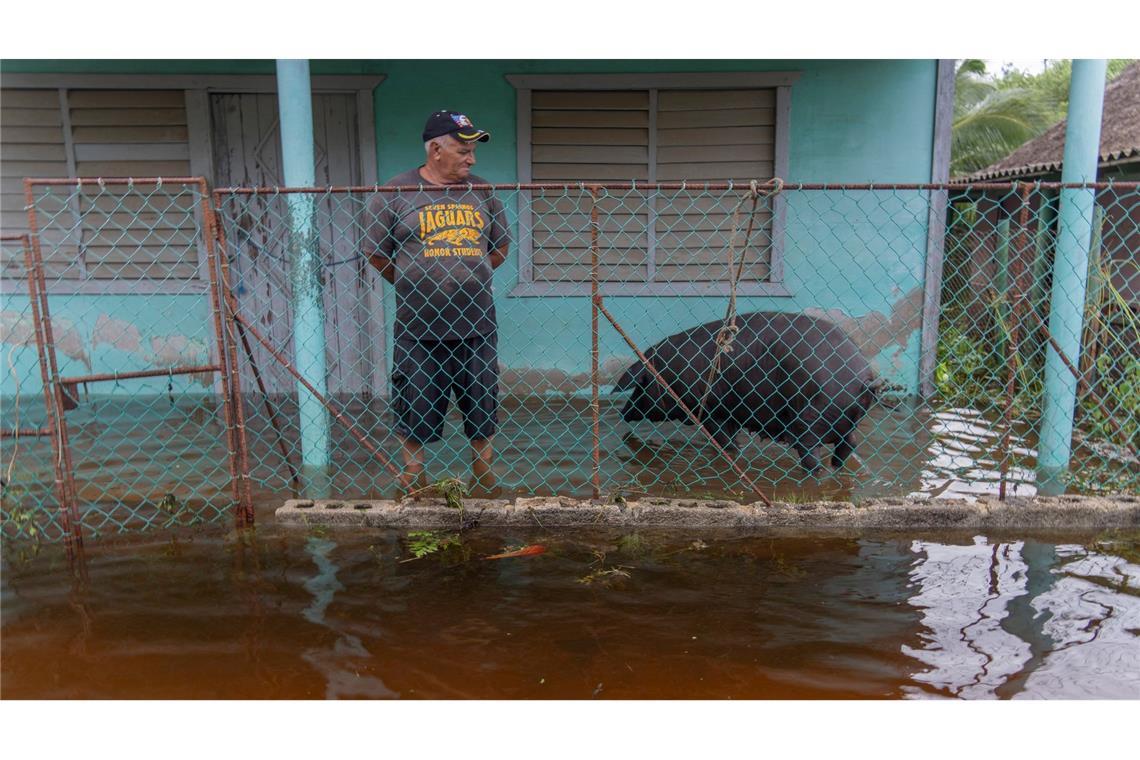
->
[276, 59, 330, 493]
[1037, 59, 1107, 495]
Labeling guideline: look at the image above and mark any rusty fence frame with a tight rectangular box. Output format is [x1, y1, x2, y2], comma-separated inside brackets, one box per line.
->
[20, 177, 254, 548]
[9, 177, 1135, 539]
[211, 179, 1138, 504]
[0, 235, 54, 440]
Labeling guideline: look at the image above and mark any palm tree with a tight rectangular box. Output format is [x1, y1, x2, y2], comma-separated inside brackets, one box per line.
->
[950, 59, 1054, 177]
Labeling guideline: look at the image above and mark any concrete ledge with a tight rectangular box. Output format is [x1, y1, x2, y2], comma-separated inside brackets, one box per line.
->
[275, 494, 1140, 530]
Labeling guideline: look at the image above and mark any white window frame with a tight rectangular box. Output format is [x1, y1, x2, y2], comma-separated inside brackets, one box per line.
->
[506, 72, 797, 298]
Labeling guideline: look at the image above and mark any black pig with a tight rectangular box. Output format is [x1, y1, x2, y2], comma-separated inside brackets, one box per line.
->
[614, 312, 881, 474]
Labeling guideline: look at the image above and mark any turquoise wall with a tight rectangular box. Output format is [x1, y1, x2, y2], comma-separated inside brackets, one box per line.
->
[1, 291, 216, 404]
[365, 59, 936, 393]
[1, 59, 938, 401]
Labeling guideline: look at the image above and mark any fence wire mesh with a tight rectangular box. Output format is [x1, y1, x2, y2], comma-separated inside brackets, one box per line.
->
[210, 181, 1139, 507]
[5, 178, 1139, 544]
[1, 233, 65, 546]
[940, 182, 1140, 495]
[3, 179, 243, 542]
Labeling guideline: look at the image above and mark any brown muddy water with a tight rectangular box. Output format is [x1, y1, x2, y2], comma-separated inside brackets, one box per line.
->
[4, 394, 1138, 699]
[2, 523, 1138, 699]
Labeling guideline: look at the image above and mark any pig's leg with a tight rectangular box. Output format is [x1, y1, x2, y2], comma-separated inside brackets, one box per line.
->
[793, 443, 823, 475]
[831, 432, 855, 468]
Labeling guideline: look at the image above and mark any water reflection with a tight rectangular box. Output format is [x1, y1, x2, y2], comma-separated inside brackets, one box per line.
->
[901, 537, 1139, 699]
[2, 527, 1137, 699]
[1018, 545, 1140, 698]
[909, 408, 1037, 501]
[299, 536, 397, 699]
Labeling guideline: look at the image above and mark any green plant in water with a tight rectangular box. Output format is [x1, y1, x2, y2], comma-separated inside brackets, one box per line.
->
[431, 477, 468, 518]
[2, 502, 44, 565]
[403, 530, 460, 561]
[935, 323, 999, 406]
[304, 520, 329, 539]
[156, 492, 183, 529]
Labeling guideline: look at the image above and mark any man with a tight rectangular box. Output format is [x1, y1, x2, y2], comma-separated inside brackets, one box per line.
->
[365, 110, 510, 497]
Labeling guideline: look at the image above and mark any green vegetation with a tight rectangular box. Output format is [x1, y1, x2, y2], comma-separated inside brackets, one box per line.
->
[2, 502, 44, 565]
[404, 530, 460, 560]
[951, 58, 1134, 176]
[934, 322, 1040, 414]
[433, 477, 467, 512]
[1083, 356, 1140, 451]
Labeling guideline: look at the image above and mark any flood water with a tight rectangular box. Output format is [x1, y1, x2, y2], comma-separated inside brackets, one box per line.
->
[5, 394, 1137, 533]
[3, 523, 1138, 699]
[4, 392, 1138, 700]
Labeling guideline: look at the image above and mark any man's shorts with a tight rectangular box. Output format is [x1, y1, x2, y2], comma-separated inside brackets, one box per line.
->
[390, 332, 500, 444]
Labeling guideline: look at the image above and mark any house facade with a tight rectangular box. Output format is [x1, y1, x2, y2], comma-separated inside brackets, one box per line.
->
[0, 59, 952, 402]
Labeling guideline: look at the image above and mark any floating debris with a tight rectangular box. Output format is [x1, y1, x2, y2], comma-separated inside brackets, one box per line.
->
[483, 544, 547, 560]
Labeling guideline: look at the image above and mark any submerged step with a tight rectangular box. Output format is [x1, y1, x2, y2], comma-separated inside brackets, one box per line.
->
[276, 494, 1140, 529]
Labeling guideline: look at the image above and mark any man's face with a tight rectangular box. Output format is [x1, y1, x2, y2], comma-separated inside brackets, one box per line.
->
[433, 135, 477, 182]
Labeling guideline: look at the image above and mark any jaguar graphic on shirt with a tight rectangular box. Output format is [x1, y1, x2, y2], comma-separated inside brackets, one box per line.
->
[418, 202, 486, 257]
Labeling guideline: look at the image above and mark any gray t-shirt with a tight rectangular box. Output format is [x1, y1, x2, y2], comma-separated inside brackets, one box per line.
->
[366, 169, 509, 341]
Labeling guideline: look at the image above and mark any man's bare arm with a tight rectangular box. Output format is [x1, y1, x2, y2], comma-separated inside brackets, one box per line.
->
[368, 253, 395, 283]
[489, 246, 508, 269]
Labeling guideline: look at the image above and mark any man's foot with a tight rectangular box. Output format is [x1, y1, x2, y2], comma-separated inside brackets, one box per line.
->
[468, 472, 501, 499]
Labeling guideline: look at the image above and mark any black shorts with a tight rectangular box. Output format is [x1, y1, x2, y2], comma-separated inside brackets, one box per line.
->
[390, 332, 500, 444]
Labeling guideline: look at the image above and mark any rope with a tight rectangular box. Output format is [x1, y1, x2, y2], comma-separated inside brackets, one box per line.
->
[696, 178, 784, 421]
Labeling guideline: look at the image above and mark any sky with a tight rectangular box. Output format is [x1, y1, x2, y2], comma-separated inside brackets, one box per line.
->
[987, 59, 1051, 76]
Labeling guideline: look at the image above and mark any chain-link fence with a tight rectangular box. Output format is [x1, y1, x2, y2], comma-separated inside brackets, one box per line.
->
[1, 233, 66, 547]
[1, 178, 249, 549]
[212, 180, 1140, 507]
[939, 182, 1139, 496]
[4, 178, 1138, 544]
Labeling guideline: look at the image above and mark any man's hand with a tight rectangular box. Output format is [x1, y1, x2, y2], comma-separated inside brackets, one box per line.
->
[489, 246, 508, 270]
[368, 253, 395, 283]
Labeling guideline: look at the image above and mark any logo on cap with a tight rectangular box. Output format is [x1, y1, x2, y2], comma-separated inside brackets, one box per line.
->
[451, 113, 473, 128]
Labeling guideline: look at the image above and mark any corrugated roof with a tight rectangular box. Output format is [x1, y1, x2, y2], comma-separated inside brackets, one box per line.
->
[968, 61, 1140, 181]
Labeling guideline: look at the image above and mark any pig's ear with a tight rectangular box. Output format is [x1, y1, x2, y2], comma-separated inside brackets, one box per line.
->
[613, 360, 646, 392]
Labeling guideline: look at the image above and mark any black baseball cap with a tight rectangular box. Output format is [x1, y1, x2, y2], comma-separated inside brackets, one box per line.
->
[422, 110, 490, 143]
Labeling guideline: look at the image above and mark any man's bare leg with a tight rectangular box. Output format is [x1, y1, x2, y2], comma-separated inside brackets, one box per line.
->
[469, 437, 498, 497]
[398, 437, 427, 494]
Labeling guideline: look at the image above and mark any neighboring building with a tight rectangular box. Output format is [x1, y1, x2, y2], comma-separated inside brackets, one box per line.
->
[1, 59, 953, 400]
[969, 61, 1139, 307]
[970, 61, 1140, 184]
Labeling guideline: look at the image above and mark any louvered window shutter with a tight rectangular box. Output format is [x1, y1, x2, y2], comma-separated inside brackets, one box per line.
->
[1, 87, 199, 281]
[526, 87, 776, 284]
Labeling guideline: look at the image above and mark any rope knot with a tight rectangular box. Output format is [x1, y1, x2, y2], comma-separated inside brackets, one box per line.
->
[715, 322, 740, 352]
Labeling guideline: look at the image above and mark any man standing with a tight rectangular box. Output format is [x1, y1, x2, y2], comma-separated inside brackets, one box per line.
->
[366, 110, 510, 497]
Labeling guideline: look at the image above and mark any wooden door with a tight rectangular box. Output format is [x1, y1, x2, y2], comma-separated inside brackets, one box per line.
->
[210, 92, 385, 398]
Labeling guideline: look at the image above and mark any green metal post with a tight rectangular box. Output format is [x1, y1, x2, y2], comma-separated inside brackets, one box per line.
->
[994, 216, 1011, 362]
[1037, 59, 1107, 495]
[276, 59, 330, 493]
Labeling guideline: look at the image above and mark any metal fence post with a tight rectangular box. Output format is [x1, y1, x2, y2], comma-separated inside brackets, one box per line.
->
[590, 186, 601, 500]
[1038, 59, 1108, 495]
[276, 59, 331, 496]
